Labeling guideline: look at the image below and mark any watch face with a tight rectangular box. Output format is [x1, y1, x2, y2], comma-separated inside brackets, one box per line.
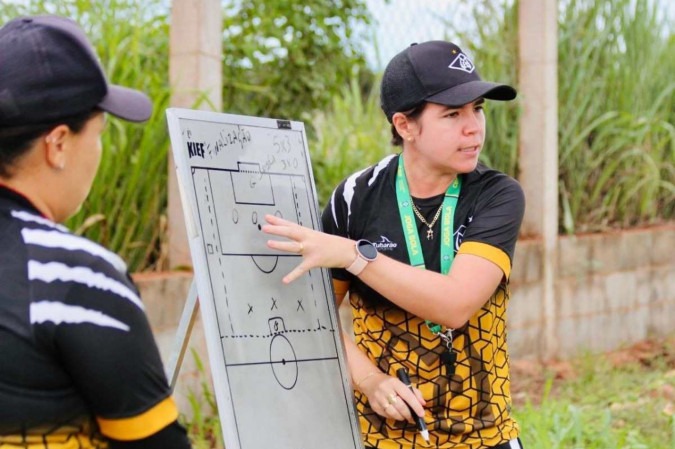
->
[357, 239, 378, 260]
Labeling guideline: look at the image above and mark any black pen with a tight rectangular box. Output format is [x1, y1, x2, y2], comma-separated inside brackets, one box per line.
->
[396, 368, 430, 443]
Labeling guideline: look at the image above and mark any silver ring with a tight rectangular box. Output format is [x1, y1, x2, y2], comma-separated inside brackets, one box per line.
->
[386, 393, 398, 405]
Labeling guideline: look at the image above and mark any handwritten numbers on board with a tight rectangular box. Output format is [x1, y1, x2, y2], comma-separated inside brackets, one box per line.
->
[273, 134, 298, 172]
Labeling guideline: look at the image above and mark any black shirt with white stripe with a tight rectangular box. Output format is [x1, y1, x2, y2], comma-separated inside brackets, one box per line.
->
[0, 185, 183, 447]
[321, 155, 525, 448]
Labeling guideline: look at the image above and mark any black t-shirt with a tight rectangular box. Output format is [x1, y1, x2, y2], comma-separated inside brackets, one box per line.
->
[321, 155, 525, 449]
[323, 155, 524, 306]
[0, 186, 181, 448]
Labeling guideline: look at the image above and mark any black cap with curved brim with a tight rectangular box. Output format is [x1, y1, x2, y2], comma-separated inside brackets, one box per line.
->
[99, 85, 153, 123]
[380, 40, 516, 122]
[0, 15, 152, 127]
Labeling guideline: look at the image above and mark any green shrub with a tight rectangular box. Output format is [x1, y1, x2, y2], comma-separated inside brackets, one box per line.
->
[220, 0, 371, 123]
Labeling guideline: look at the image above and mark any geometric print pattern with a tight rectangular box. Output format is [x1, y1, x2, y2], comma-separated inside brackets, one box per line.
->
[0, 419, 107, 449]
[321, 155, 526, 448]
[350, 283, 519, 449]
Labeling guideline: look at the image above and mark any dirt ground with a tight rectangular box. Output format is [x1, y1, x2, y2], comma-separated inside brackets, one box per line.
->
[509, 335, 675, 407]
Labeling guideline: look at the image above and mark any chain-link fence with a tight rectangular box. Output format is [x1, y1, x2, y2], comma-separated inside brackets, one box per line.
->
[362, 0, 479, 69]
[363, 0, 675, 70]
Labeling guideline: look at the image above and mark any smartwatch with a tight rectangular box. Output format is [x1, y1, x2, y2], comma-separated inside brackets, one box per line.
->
[345, 239, 378, 276]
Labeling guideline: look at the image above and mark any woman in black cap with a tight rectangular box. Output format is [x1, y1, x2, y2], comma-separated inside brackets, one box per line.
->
[264, 41, 525, 449]
[0, 16, 190, 449]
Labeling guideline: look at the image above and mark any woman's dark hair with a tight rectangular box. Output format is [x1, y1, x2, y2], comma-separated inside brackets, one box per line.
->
[390, 102, 428, 146]
[0, 109, 99, 178]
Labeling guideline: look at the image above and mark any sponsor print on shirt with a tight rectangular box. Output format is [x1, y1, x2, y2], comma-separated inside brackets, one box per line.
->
[373, 235, 398, 252]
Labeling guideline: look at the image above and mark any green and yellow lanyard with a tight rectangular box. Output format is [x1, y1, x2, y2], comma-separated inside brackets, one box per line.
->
[395, 154, 461, 375]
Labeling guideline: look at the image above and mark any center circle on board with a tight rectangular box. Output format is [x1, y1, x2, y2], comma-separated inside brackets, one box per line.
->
[269, 334, 298, 390]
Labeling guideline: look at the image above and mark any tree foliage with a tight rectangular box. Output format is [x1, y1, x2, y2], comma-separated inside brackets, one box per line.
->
[220, 0, 371, 122]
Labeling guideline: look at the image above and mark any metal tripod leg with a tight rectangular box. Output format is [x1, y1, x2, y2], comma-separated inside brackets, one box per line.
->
[166, 280, 199, 390]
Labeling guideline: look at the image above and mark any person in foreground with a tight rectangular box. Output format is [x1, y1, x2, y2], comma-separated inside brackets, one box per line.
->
[0, 15, 191, 449]
[264, 40, 525, 449]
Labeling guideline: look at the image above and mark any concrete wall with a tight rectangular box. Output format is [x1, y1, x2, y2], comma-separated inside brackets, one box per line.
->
[508, 225, 675, 359]
[135, 225, 675, 413]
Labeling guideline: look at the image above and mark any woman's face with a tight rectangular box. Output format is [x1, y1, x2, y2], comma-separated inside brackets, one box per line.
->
[408, 100, 486, 175]
[59, 112, 105, 220]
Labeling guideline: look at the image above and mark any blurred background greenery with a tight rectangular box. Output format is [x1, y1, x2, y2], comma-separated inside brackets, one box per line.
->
[0, 0, 673, 273]
[1, 2, 673, 447]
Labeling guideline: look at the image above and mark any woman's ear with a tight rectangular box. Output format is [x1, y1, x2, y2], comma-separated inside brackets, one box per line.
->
[43, 125, 70, 171]
[392, 112, 416, 142]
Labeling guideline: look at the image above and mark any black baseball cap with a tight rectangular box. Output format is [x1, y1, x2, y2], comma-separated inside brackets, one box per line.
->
[0, 15, 152, 127]
[380, 40, 517, 122]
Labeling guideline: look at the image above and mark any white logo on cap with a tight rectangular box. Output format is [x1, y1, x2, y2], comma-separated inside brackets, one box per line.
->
[448, 53, 475, 73]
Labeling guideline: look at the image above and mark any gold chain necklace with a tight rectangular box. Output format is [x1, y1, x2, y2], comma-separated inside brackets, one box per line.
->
[411, 202, 443, 240]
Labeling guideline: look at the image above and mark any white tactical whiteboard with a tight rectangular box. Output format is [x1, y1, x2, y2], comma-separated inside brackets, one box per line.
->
[166, 108, 362, 449]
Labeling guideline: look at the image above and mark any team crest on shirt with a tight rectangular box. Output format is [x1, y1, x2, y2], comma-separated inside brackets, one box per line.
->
[449, 52, 475, 73]
[373, 235, 398, 251]
[455, 223, 467, 250]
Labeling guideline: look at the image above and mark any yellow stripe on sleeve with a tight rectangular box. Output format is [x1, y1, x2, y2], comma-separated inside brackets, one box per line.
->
[458, 241, 512, 279]
[96, 396, 179, 441]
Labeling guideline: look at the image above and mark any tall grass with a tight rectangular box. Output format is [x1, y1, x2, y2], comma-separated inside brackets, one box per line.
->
[445, 0, 522, 177]
[310, 74, 392, 208]
[1, 1, 173, 271]
[311, 0, 674, 233]
[556, 0, 675, 233]
[448, 0, 675, 233]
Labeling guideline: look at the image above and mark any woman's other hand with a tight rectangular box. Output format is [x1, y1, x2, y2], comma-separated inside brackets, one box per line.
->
[358, 371, 426, 423]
